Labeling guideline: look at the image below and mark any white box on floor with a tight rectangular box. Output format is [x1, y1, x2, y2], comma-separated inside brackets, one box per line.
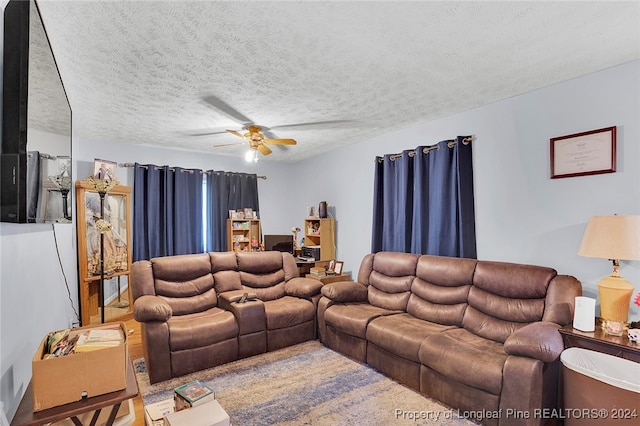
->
[165, 399, 229, 426]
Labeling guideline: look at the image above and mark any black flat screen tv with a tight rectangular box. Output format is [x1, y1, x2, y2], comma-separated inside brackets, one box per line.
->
[264, 234, 294, 254]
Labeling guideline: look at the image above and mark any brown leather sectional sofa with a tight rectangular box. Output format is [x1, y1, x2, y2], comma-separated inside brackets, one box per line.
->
[317, 252, 582, 426]
[132, 250, 581, 425]
[131, 250, 323, 384]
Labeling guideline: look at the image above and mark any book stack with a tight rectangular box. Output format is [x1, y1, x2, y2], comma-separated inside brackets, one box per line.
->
[309, 267, 326, 278]
[174, 380, 215, 412]
[74, 325, 124, 353]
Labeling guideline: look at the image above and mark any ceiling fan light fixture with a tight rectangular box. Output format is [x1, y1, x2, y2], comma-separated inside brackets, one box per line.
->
[245, 149, 258, 163]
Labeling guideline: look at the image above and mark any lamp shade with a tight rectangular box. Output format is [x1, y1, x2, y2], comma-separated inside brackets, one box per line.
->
[578, 215, 640, 261]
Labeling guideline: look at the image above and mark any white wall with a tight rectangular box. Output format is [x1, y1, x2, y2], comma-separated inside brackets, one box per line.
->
[293, 60, 640, 318]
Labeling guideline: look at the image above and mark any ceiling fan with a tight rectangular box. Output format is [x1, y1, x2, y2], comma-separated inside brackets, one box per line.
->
[192, 95, 357, 161]
[212, 125, 296, 159]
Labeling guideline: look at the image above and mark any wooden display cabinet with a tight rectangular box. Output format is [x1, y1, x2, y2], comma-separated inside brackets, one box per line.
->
[75, 180, 132, 325]
[227, 219, 261, 251]
[304, 218, 336, 260]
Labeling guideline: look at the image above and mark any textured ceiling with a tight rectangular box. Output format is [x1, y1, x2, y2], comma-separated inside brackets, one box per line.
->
[33, 0, 640, 162]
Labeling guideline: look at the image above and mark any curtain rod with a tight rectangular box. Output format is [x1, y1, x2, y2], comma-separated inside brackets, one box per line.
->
[35, 153, 57, 160]
[118, 162, 267, 179]
[378, 136, 473, 162]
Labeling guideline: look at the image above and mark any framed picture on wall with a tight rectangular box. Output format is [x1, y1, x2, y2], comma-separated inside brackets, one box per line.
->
[550, 126, 616, 179]
[93, 159, 117, 181]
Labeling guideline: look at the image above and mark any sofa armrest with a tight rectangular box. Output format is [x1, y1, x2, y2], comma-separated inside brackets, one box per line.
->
[321, 281, 368, 303]
[285, 278, 323, 298]
[133, 295, 172, 322]
[503, 322, 564, 363]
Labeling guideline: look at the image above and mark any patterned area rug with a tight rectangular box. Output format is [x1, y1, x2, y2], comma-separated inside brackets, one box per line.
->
[134, 341, 477, 425]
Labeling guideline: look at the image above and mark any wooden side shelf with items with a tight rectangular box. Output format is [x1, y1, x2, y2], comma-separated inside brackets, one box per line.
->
[75, 181, 132, 326]
[227, 219, 261, 251]
[304, 218, 335, 260]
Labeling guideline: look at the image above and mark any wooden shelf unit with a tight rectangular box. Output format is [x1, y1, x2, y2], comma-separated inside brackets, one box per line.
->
[75, 180, 132, 326]
[304, 217, 336, 260]
[227, 219, 261, 251]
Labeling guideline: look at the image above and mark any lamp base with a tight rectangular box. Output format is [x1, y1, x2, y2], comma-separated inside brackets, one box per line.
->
[597, 275, 633, 335]
[602, 319, 625, 336]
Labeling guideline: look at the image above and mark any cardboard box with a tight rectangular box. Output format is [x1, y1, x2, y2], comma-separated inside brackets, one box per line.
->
[165, 399, 229, 426]
[144, 398, 175, 426]
[32, 322, 128, 411]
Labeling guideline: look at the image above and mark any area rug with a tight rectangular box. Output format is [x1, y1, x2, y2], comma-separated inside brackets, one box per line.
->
[134, 341, 478, 425]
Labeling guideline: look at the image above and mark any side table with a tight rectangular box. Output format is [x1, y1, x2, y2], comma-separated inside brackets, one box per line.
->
[10, 355, 138, 426]
[559, 321, 640, 363]
[305, 273, 352, 285]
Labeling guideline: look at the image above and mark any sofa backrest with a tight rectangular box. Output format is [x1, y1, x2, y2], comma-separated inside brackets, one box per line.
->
[351, 252, 580, 342]
[362, 252, 419, 311]
[409, 255, 476, 327]
[148, 253, 217, 316]
[210, 251, 299, 301]
[462, 260, 556, 343]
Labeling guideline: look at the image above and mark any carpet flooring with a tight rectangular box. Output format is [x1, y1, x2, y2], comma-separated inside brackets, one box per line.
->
[134, 341, 478, 425]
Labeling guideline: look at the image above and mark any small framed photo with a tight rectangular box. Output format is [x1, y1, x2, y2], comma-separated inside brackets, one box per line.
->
[328, 260, 336, 271]
[93, 159, 117, 181]
[550, 126, 616, 179]
[334, 261, 344, 275]
[244, 208, 253, 219]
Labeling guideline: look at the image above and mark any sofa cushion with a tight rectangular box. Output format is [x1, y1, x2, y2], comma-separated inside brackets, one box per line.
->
[241, 268, 286, 294]
[209, 251, 239, 273]
[366, 252, 418, 311]
[367, 313, 454, 362]
[237, 250, 283, 273]
[236, 252, 288, 300]
[408, 278, 469, 325]
[324, 303, 400, 339]
[371, 251, 420, 277]
[264, 296, 315, 330]
[168, 307, 238, 351]
[419, 328, 508, 395]
[463, 260, 554, 343]
[213, 269, 242, 293]
[151, 253, 217, 315]
[472, 260, 556, 299]
[152, 252, 212, 282]
[408, 255, 474, 326]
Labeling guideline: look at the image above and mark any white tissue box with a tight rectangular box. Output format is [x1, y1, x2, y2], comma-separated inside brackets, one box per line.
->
[165, 399, 230, 426]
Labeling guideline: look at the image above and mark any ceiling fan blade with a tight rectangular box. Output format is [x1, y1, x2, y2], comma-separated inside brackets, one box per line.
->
[263, 138, 297, 145]
[226, 129, 246, 139]
[190, 129, 228, 137]
[257, 144, 272, 155]
[213, 142, 244, 148]
[270, 120, 358, 130]
[202, 95, 252, 125]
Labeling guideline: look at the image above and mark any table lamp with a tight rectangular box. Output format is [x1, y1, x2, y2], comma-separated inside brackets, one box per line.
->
[578, 215, 640, 335]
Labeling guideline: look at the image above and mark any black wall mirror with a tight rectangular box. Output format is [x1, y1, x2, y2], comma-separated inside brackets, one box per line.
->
[1, 0, 72, 223]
